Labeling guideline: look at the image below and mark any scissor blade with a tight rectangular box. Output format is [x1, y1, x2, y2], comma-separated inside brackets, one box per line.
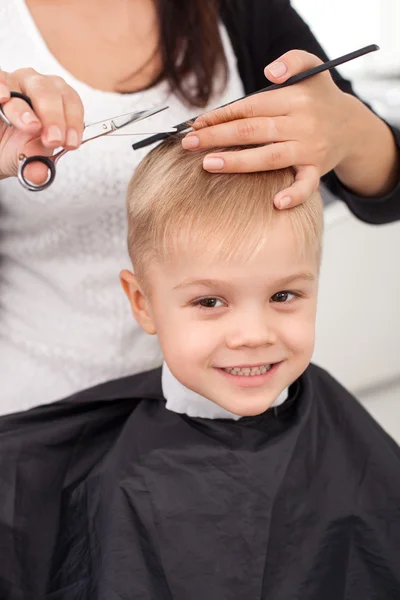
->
[82, 106, 173, 142]
[111, 106, 169, 131]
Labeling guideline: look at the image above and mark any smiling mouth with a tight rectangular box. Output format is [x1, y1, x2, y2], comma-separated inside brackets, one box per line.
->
[222, 364, 273, 377]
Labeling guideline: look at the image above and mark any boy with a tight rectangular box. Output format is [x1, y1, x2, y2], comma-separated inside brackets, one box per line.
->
[0, 138, 399, 600]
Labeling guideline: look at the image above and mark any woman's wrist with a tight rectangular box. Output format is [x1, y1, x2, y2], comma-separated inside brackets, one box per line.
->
[334, 94, 400, 197]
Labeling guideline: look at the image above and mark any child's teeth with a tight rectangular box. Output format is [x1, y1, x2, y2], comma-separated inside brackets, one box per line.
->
[223, 364, 272, 376]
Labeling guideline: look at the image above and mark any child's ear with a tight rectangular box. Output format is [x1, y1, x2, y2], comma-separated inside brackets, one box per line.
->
[120, 270, 157, 335]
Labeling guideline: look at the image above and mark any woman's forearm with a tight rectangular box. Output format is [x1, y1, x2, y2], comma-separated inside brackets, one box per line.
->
[334, 95, 400, 198]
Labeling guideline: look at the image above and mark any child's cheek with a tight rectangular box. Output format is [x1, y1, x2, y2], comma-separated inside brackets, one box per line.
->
[181, 321, 217, 358]
[282, 312, 316, 356]
[166, 319, 219, 370]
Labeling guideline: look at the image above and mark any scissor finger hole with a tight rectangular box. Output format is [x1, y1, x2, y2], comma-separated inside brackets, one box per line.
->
[18, 155, 56, 192]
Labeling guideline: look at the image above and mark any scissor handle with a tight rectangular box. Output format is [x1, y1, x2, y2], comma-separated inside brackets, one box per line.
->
[17, 154, 56, 192]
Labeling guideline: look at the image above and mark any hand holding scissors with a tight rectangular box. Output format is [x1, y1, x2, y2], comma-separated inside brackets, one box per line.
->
[0, 70, 174, 192]
[0, 92, 174, 191]
[0, 94, 173, 191]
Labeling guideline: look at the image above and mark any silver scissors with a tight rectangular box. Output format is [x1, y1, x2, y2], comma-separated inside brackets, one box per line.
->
[0, 91, 175, 192]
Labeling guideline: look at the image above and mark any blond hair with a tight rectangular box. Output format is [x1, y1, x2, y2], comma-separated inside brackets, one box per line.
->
[127, 136, 323, 282]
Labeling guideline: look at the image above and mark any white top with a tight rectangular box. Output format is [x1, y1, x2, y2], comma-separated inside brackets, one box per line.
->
[0, 0, 245, 415]
[162, 362, 289, 420]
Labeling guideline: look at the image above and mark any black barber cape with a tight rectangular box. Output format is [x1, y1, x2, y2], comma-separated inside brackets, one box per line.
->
[1, 364, 400, 600]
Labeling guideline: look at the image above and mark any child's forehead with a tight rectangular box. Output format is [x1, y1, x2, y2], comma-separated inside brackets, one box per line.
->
[168, 216, 316, 262]
[155, 219, 320, 285]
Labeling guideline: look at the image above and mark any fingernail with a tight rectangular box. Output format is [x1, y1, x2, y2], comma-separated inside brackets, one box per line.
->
[66, 128, 79, 148]
[278, 196, 292, 209]
[21, 112, 40, 126]
[46, 125, 63, 144]
[266, 61, 287, 78]
[182, 135, 200, 150]
[203, 157, 225, 171]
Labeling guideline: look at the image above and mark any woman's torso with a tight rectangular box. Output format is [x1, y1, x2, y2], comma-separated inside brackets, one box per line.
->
[0, 0, 245, 413]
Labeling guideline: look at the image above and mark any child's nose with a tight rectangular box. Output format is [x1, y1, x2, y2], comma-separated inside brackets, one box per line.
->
[225, 311, 277, 349]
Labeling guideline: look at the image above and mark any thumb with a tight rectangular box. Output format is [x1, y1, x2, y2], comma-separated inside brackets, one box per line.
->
[2, 134, 52, 182]
[264, 50, 323, 83]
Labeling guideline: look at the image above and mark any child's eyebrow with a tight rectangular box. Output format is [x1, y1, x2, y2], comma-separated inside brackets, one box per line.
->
[276, 272, 316, 286]
[173, 278, 231, 291]
[174, 272, 315, 291]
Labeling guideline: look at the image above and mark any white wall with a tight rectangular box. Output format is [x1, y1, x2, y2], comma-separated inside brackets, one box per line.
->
[292, 0, 400, 77]
[313, 201, 400, 442]
[291, 0, 400, 442]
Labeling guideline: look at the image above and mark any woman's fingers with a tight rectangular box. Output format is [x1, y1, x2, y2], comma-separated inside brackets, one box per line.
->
[0, 70, 10, 102]
[191, 50, 325, 133]
[182, 116, 294, 150]
[59, 83, 84, 149]
[6, 69, 84, 149]
[200, 141, 320, 207]
[1, 95, 42, 131]
[273, 165, 320, 209]
[192, 89, 291, 130]
[264, 49, 323, 84]
[18, 70, 67, 147]
[0, 71, 42, 133]
[202, 141, 301, 173]
[180, 49, 340, 209]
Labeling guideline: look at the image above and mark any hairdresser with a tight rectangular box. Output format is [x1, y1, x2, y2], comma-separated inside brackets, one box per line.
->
[0, 0, 399, 413]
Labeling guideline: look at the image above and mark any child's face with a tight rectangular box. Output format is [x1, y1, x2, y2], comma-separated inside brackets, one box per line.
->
[122, 217, 319, 416]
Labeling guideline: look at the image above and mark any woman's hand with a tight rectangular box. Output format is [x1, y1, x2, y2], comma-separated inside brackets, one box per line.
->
[181, 50, 369, 209]
[0, 68, 84, 184]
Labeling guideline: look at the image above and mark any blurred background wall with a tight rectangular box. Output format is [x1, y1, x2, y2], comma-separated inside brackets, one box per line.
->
[292, 0, 400, 442]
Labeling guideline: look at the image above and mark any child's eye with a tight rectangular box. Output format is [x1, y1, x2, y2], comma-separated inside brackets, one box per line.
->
[270, 291, 298, 304]
[193, 297, 225, 309]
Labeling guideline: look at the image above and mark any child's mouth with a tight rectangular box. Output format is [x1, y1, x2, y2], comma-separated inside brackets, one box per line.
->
[216, 362, 281, 387]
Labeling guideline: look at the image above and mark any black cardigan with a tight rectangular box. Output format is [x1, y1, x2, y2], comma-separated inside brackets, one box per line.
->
[220, 0, 400, 224]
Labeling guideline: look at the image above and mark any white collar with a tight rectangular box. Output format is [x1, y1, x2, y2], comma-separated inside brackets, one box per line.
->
[161, 362, 288, 420]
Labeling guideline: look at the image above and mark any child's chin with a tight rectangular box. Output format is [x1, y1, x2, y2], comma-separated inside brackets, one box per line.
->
[217, 395, 276, 417]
